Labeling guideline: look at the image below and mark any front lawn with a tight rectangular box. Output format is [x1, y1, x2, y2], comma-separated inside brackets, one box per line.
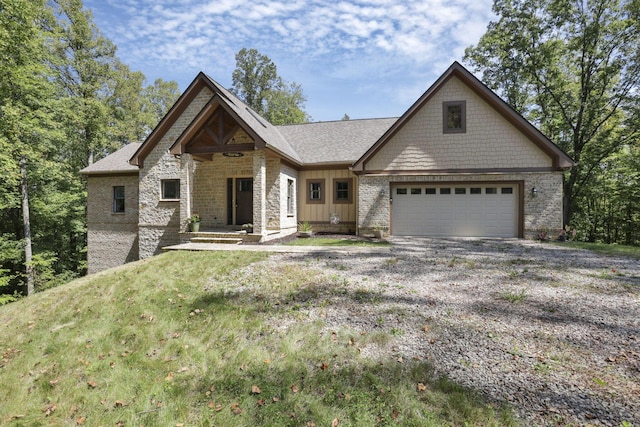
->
[555, 241, 640, 259]
[0, 251, 514, 426]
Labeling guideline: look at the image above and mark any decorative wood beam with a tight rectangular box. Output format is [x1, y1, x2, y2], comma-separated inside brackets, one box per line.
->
[187, 143, 255, 154]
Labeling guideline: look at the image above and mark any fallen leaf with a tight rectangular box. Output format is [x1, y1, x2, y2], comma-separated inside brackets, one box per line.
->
[49, 379, 59, 386]
[423, 325, 430, 332]
[290, 412, 296, 418]
[208, 401, 216, 408]
[251, 385, 262, 394]
[320, 362, 328, 371]
[165, 372, 174, 381]
[87, 381, 98, 389]
[332, 418, 339, 427]
[392, 409, 400, 419]
[272, 397, 280, 402]
[291, 384, 299, 393]
[43, 404, 57, 416]
[114, 400, 126, 408]
[264, 359, 271, 364]
[257, 399, 265, 406]
[306, 422, 317, 427]
[230, 402, 242, 415]
[417, 383, 427, 392]
[76, 416, 86, 425]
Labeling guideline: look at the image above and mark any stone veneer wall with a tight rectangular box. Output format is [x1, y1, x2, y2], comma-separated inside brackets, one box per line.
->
[138, 87, 213, 258]
[86, 174, 139, 273]
[357, 172, 564, 238]
[191, 155, 253, 228]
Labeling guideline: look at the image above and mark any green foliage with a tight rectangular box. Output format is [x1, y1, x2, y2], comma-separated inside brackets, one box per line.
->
[465, 0, 640, 235]
[0, 0, 180, 299]
[230, 48, 310, 124]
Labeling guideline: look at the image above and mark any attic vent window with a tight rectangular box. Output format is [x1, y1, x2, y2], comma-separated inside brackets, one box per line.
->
[443, 101, 466, 134]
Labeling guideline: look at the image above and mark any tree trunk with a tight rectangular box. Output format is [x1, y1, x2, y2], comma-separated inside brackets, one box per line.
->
[21, 156, 34, 296]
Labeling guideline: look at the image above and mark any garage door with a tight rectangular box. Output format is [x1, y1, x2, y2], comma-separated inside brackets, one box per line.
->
[391, 184, 518, 237]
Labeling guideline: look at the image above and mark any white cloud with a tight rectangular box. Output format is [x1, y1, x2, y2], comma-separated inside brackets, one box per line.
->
[89, 0, 495, 120]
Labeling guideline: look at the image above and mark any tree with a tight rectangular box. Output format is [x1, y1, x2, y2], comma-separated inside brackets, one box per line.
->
[230, 48, 310, 125]
[142, 78, 180, 132]
[0, 0, 62, 294]
[465, 0, 640, 228]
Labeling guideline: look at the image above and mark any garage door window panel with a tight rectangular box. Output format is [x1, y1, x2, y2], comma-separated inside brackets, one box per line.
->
[440, 188, 451, 194]
[425, 188, 436, 195]
[411, 188, 422, 195]
[485, 187, 497, 194]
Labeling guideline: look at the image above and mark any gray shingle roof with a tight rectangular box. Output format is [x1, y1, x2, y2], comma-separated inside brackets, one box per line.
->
[79, 143, 142, 175]
[202, 75, 302, 163]
[277, 118, 397, 165]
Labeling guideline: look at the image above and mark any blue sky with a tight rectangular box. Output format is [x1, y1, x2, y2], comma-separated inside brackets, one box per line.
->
[84, 0, 495, 122]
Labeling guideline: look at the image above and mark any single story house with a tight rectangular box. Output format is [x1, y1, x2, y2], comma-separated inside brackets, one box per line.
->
[80, 62, 574, 273]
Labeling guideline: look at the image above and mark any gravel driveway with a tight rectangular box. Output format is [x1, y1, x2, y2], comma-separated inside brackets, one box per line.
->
[249, 237, 640, 426]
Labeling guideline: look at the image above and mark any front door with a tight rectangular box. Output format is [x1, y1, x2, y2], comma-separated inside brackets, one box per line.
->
[235, 178, 253, 225]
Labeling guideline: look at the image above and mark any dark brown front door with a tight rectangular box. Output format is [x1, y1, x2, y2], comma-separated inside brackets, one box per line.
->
[236, 178, 253, 225]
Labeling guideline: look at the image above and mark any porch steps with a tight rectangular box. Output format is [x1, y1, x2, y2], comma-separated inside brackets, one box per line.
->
[190, 236, 242, 245]
[184, 230, 263, 245]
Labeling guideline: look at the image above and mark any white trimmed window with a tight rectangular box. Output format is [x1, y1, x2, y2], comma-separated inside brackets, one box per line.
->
[287, 179, 294, 215]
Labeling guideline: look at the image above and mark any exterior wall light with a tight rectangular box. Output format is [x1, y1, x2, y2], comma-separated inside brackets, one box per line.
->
[531, 187, 538, 196]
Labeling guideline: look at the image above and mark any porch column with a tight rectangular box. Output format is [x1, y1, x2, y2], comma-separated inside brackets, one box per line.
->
[253, 151, 267, 236]
[180, 153, 195, 231]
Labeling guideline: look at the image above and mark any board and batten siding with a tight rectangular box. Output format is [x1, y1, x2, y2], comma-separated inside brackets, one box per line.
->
[297, 168, 358, 233]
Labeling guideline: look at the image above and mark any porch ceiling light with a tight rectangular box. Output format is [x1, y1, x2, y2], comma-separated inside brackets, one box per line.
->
[223, 152, 244, 157]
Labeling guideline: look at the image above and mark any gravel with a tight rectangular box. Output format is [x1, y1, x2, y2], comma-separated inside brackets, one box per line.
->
[234, 237, 640, 426]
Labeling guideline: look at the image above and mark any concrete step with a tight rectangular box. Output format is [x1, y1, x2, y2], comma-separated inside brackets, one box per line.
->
[190, 237, 242, 244]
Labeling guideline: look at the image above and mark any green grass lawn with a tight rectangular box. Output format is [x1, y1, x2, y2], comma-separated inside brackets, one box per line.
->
[285, 237, 391, 247]
[0, 251, 515, 426]
[555, 241, 640, 259]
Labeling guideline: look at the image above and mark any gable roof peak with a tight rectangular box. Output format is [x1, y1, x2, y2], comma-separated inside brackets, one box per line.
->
[352, 61, 575, 172]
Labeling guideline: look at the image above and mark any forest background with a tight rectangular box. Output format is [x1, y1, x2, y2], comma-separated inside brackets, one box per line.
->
[1, 0, 639, 302]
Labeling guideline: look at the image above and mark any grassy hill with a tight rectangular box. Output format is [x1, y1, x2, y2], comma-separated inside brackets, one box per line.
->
[0, 251, 515, 426]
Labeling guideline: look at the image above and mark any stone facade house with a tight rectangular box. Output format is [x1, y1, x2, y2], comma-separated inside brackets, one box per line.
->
[80, 62, 574, 273]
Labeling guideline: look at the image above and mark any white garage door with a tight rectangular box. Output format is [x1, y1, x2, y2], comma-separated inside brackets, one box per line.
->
[391, 184, 518, 237]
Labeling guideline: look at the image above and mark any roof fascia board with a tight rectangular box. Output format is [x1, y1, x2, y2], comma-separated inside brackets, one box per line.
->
[130, 73, 214, 168]
[169, 97, 221, 155]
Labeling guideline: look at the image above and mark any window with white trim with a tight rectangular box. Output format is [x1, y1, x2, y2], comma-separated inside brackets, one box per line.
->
[287, 179, 294, 215]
